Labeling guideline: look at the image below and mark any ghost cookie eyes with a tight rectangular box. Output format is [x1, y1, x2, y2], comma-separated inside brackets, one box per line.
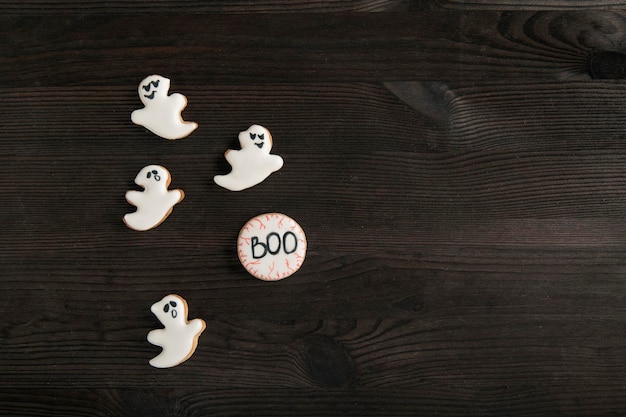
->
[214, 125, 284, 191]
[131, 74, 198, 140]
[163, 300, 178, 317]
[123, 165, 185, 232]
[146, 169, 161, 181]
[250, 132, 265, 149]
[142, 79, 160, 99]
[147, 294, 206, 368]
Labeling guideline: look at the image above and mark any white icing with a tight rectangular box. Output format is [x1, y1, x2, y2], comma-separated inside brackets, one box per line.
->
[123, 165, 184, 231]
[147, 294, 206, 368]
[214, 125, 284, 191]
[238, 213, 306, 281]
[131, 75, 198, 140]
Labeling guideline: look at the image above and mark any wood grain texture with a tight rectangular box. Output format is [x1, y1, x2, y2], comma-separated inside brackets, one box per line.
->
[3, 11, 626, 86]
[1, 4, 626, 417]
[6, 0, 626, 13]
[0, 0, 417, 14]
[436, 0, 626, 9]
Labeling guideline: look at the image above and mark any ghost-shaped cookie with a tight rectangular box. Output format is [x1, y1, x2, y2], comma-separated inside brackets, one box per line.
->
[131, 75, 198, 140]
[123, 165, 184, 231]
[147, 294, 206, 368]
[214, 125, 284, 191]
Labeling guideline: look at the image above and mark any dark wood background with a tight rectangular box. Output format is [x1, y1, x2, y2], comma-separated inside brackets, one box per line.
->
[1, 1, 625, 416]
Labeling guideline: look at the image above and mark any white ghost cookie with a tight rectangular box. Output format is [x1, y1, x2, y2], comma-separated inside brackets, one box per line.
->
[147, 294, 206, 368]
[131, 75, 198, 140]
[123, 165, 184, 231]
[214, 125, 284, 191]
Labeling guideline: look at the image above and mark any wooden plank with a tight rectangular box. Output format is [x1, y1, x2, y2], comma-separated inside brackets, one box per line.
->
[2, 149, 626, 251]
[3, 80, 626, 151]
[436, 0, 626, 9]
[5, 0, 626, 13]
[2, 296, 625, 389]
[3, 12, 626, 86]
[1, 311, 624, 413]
[2, 386, 622, 417]
[2, 249, 625, 316]
[0, 0, 416, 14]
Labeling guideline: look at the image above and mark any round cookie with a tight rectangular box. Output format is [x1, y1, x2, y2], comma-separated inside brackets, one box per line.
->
[237, 213, 306, 281]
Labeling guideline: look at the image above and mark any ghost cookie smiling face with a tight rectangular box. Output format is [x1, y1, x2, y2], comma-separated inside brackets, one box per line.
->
[123, 165, 184, 232]
[242, 124, 270, 151]
[214, 125, 284, 191]
[131, 74, 198, 140]
[139, 75, 169, 105]
[147, 294, 206, 368]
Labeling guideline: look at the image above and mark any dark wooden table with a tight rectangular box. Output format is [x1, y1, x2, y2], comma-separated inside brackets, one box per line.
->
[1, 1, 625, 416]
